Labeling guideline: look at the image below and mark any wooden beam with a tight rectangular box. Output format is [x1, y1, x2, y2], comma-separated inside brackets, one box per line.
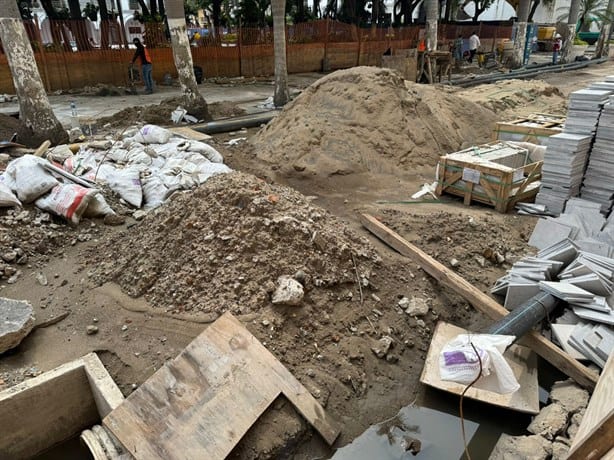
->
[568, 353, 614, 460]
[360, 213, 598, 390]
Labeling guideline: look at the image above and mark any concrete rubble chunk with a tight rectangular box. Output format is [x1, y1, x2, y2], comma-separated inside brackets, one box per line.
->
[489, 434, 552, 460]
[404, 296, 429, 317]
[549, 379, 589, 413]
[551, 439, 571, 460]
[371, 336, 393, 358]
[0, 297, 35, 354]
[271, 276, 304, 306]
[527, 403, 568, 440]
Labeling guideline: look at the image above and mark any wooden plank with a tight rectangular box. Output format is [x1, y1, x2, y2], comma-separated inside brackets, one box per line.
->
[463, 182, 474, 205]
[421, 321, 539, 413]
[168, 126, 212, 141]
[359, 213, 599, 390]
[568, 353, 614, 460]
[104, 312, 340, 460]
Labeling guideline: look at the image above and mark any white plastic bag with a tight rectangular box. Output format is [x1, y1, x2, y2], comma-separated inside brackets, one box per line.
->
[0, 180, 21, 207]
[35, 184, 98, 225]
[132, 125, 172, 144]
[6, 155, 59, 203]
[106, 168, 142, 208]
[439, 333, 519, 394]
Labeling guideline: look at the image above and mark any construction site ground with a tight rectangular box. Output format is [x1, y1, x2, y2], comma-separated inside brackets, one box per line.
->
[1, 61, 613, 459]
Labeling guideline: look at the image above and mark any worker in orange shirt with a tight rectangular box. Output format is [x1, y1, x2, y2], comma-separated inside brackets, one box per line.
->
[131, 37, 154, 94]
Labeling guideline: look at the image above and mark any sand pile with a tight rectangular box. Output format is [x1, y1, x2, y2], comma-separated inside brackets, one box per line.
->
[91, 171, 380, 315]
[252, 67, 496, 176]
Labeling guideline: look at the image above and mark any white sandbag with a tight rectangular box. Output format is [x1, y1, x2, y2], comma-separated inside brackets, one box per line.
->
[0, 180, 21, 207]
[178, 140, 224, 163]
[82, 163, 116, 183]
[126, 148, 153, 165]
[142, 175, 173, 209]
[35, 184, 98, 225]
[439, 333, 519, 394]
[82, 193, 115, 217]
[6, 155, 59, 203]
[148, 142, 179, 158]
[160, 173, 194, 189]
[196, 162, 232, 184]
[106, 168, 143, 208]
[108, 148, 131, 163]
[63, 151, 100, 175]
[131, 125, 172, 144]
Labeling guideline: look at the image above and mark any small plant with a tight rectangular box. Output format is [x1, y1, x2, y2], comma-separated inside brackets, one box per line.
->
[83, 3, 99, 21]
[56, 7, 70, 19]
[573, 37, 589, 45]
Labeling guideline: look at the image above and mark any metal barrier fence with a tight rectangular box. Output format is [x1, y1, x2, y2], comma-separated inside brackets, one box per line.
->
[0, 19, 512, 93]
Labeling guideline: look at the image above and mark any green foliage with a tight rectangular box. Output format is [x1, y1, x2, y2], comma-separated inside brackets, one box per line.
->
[236, 0, 271, 26]
[56, 7, 70, 19]
[557, 0, 607, 31]
[573, 37, 589, 44]
[82, 2, 99, 21]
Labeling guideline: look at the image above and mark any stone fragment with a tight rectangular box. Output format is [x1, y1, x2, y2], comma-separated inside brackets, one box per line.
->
[86, 325, 99, 335]
[527, 403, 568, 440]
[450, 258, 460, 267]
[550, 380, 589, 414]
[371, 336, 393, 358]
[0, 297, 35, 354]
[271, 276, 304, 306]
[1, 251, 17, 263]
[404, 296, 429, 316]
[551, 439, 570, 460]
[489, 434, 552, 460]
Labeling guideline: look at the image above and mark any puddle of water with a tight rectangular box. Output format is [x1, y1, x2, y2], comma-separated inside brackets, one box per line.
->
[32, 436, 93, 460]
[332, 404, 479, 460]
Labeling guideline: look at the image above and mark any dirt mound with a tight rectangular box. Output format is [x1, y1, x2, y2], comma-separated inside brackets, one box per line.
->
[252, 67, 495, 176]
[0, 114, 20, 142]
[91, 171, 380, 316]
[98, 98, 245, 129]
[458, 79, 566, 115]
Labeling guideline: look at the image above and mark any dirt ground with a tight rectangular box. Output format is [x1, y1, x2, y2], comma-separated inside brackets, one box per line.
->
[1, 61, 613, 458]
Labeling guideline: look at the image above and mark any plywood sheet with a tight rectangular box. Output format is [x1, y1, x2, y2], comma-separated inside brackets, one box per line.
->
[169, 126, 212, 141]
[420, 321, 540, 414]
[104, 312, 340, 460]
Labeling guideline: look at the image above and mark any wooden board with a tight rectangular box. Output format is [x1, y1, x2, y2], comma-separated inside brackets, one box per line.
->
[103, 312, 340, 460]
[420, 321, 540, 414]
[568, 353, 614, 460]
[360, 214, 599, 390]
[169, 126, 212, 141]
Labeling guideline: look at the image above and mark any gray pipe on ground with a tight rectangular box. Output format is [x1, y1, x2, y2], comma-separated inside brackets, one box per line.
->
[483, 291, 559, 340]
[193, 111, 279, 135]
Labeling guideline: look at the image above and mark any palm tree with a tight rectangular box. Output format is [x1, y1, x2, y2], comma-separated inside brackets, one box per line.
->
[557, 0, 607, 31]
[560, 0, 582, 63]
[595, 0, 614, 57]
[0, 0, 67, 146]
[510, 0, 530, 68]
[425, 0, 438, 50]
[165, 0, 211, 120]
[271, 0, 289, 106]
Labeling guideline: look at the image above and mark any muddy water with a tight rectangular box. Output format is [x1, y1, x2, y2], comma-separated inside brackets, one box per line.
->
[333, 388, 532, 460]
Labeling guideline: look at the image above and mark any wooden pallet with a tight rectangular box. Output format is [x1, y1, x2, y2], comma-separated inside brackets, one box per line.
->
[493, 113, 565, 145]
[436, 142, 542, 213]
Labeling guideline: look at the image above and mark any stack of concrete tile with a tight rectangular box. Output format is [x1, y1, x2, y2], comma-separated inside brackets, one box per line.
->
[581, 96, 614, 214]
[552, 322, 614, 367]
[535, 133, 593, 214]
[563, 89, 611, 134]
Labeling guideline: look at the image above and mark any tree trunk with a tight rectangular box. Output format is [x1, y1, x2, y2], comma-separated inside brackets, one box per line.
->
[272, 0, 290, 106]
[0, 0, 67, 146]
[561, 0, 581, 63]
[425, 0, 438, 51]
[510, 0, 530, 68]
[595, 0, 614, 57]
[527, 0, 540, 22]
[166, 0, 211, 120]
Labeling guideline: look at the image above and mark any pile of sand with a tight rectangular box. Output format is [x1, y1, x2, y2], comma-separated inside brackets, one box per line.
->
[91, 171, 379, 316]
[252, 67, 496, 176]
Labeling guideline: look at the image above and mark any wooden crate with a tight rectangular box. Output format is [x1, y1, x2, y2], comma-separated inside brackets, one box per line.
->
[493, 113, 565, 145]
[436, 142, 543, 213]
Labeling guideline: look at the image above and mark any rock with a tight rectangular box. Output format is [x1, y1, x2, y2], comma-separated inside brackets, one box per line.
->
[293, 270, 307, 283]
[86, 325, 99, 335]
[398, 297, 410, 308]
[489, 434, 552, 460]
[1, 251, 17, 263]
[475, 256, 486, 267]
[104, 214, 126, 226]
[371, 336, 393, 358]
[271, 276, 304, 306]
[36, 272, 48, 286]
[551, 440, 570, 460]
[404, 296, 429, 316]
[416, 319, 426, 328]
[0, 297, 35, 354]
[527, 403, 568, 440]
[550, 380, 589, 414]
[450, 258, 460, 267]
[371, 293, 381, 302]
[567, 410, 584, 439]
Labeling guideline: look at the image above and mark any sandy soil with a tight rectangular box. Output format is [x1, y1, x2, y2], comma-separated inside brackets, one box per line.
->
[1, 62, 613, 458]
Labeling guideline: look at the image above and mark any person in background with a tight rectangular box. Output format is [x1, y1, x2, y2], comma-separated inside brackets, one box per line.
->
[469, 31, 481, 64]
[454, 34, 464, 64]
[131, 37, 153, 94]
[552, 33, 562, 64]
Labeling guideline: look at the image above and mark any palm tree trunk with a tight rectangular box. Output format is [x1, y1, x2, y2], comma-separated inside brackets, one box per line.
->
[272, 0, 290, 106]
[166, 0, 211, 120]
[0, 0, 67, 146]
[425, 0, 438, 51]
[595, 0, 614, 57]
[511, 0, 530, 68]
[561, 0, 581, 63]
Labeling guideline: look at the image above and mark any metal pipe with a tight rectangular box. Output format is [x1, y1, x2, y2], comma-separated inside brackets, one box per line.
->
[483, 291, 559, 340]
[192, 110, 280, 135]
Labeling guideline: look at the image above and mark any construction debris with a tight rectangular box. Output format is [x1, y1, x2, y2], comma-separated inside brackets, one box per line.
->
[0, 297, 34, 354]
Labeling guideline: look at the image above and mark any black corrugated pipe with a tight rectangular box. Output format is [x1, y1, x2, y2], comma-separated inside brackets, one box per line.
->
[192, 111, 280, 135]
[483, 291, 559, 341]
